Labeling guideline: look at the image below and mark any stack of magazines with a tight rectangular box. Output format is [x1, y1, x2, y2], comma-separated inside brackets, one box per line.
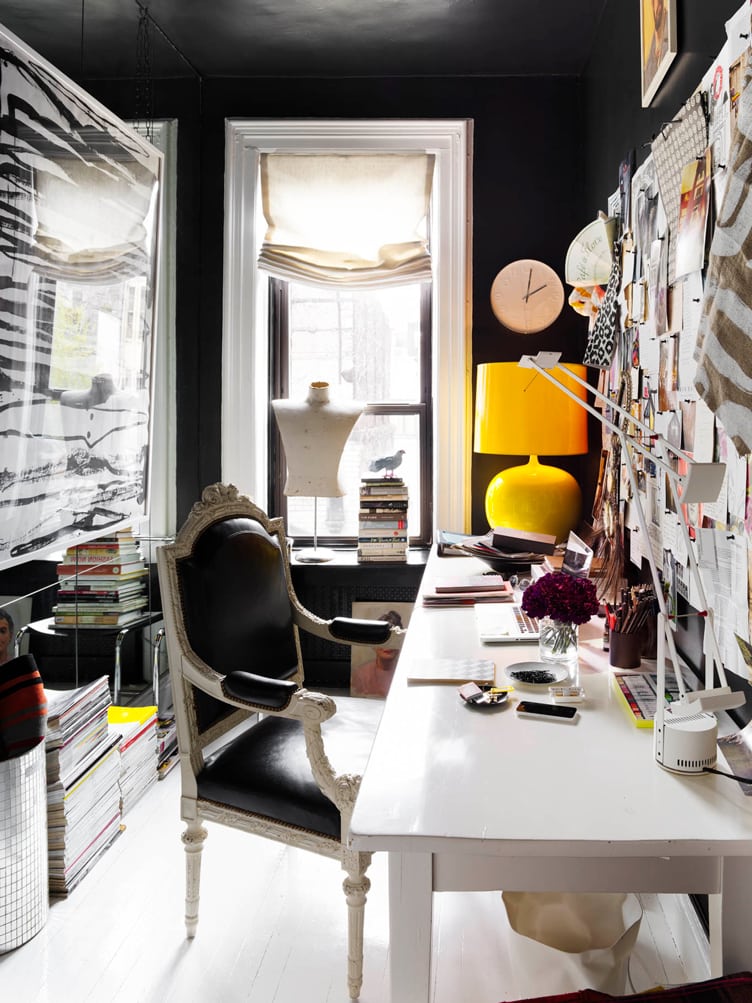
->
[108, 705, 158, 814]
[437, 529, 547, 573]
[45, 677, 122, 896]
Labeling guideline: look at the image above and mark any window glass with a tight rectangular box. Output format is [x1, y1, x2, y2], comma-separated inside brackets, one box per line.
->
[287, 282, 422, 403]
[277, 280, 428, 543]
[285, 412, 422, 540]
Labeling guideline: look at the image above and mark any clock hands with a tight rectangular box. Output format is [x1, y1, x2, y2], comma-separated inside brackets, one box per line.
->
[523, 283, 548, 302]
[525, 268, 532, 302]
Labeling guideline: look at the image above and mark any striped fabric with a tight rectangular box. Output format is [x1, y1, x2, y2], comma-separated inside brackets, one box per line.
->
[0, 654, 47, 760]
[695, 50, 752, 456]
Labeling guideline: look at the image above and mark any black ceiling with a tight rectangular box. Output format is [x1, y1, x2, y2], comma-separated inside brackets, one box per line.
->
[0, 0, 608, 81]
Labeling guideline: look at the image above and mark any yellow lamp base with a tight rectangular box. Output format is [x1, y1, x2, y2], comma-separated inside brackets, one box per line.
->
[484, 456, 582, 544]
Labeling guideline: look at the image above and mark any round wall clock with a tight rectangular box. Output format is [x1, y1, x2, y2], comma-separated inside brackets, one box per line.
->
[490, 258, 565, 334]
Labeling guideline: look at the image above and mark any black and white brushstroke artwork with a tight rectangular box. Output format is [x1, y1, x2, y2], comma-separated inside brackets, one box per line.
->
[0, 24, 162, 569]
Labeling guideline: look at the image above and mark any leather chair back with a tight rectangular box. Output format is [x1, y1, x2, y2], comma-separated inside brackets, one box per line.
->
[177, 516, 299, 680]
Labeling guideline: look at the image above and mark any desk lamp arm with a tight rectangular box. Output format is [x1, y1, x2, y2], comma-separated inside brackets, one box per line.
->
[520, 352, 742, 723]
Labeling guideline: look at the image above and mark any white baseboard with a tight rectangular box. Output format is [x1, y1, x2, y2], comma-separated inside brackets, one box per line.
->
[660, 893, 711, 984]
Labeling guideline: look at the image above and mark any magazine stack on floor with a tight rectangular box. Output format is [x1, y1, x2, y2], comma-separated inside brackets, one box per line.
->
[107, 705, 158, 813]
[357, 477, 408, 562]
[52, 529, 149, 628]
[155, 714, 178, 779]
[45, 676, 122, 896]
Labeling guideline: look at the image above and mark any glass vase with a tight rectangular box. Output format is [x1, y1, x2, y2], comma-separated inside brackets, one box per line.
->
[538, 616, 579, 663]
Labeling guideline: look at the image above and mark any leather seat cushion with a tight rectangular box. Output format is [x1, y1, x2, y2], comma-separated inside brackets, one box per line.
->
[197, 695, 383, 840]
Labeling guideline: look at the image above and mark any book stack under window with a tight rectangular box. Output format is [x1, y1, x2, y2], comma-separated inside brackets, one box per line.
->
[357, 477, 408, 563]
[44, 676, 122, 896]
[52, 528, 149, 628]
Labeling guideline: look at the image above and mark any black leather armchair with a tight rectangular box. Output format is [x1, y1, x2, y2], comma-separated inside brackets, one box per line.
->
[156, 483, 404, 1000]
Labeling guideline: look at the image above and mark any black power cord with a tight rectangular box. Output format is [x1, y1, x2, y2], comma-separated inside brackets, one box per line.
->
[703, 766, 752, 784]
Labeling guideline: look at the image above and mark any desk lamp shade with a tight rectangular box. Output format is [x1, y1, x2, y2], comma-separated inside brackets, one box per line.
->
[474, 362, 588, 542]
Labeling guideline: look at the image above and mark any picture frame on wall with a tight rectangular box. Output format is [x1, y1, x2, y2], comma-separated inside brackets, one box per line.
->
[640, 0, 677, 107]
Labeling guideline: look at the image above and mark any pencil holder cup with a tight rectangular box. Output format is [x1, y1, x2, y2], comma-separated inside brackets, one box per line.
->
[609, 630, 642, 670]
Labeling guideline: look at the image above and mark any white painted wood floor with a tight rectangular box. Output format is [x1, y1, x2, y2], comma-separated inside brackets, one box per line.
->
[1, 765, 707, 1003]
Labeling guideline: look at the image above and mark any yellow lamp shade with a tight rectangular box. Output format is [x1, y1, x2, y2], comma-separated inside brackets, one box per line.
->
[474, 363, 588, 456]
[474, 362, 588, 542]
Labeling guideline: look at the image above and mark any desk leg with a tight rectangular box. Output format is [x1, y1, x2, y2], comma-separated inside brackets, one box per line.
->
[710, 858, 752, 976]
[388, 852, 432, 1003]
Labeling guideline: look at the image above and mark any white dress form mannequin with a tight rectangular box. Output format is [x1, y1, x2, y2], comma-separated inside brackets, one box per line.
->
[272, 381, 363, 561]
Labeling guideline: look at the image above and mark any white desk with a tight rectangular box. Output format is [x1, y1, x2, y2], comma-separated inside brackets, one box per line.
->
[348, 551, 752, 1003]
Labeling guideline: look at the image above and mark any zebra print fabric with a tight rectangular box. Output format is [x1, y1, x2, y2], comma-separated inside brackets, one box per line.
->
[0, 34, 161, 567]
[695, 49, 752, 456]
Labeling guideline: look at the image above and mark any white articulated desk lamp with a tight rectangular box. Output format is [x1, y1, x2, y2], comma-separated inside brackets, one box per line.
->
[521, 352, 745, 774]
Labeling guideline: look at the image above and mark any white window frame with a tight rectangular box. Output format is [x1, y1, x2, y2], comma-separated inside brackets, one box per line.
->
[222, 119, 472, 534]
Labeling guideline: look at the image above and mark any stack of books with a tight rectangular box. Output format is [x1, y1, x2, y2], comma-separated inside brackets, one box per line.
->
[45, 677, 122, 896]
[357, 477, 409, 563]
[52, 529, 149, 628]
[107, 705, 159, 813]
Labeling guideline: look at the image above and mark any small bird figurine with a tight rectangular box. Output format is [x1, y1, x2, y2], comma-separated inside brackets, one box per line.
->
[368, 449, 405, 478]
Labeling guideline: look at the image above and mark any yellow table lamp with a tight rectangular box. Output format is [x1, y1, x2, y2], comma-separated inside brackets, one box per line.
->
[474, 362, 588, 542]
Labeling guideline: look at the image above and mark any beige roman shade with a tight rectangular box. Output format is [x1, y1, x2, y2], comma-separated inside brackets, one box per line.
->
[258, 152, 435, 287]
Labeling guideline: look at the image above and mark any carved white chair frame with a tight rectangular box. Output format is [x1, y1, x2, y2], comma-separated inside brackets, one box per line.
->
[157, 482, 404, 999]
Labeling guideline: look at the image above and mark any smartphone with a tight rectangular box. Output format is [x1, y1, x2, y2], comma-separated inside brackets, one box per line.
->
[515, 699, 579, 723]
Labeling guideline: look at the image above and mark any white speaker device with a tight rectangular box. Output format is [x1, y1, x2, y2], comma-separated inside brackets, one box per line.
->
[653, 614, 744, 775]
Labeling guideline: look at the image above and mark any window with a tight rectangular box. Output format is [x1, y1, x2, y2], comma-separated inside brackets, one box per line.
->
[39, 274, 148, 393]
[222, 120, 472, 539]
[270, 278, 432, 543]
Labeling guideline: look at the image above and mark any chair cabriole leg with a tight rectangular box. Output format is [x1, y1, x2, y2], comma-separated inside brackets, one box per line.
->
[182, 820, 207, 938]
[343, 861, 371, 1000]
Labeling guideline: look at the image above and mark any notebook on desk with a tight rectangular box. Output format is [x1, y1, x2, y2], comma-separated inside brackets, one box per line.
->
[474, 602, 540, 643]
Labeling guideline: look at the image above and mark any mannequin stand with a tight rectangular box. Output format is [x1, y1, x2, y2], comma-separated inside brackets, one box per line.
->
[295, 497, 334, 563]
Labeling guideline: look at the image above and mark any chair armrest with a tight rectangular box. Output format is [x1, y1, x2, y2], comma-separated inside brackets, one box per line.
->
[328, 617, 393, 645]
[221, 671, 298, 710]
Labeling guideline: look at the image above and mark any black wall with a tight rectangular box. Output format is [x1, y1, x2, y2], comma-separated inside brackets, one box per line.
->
[84, 73, 589, 535]
[582, 0, 742, 211]
[83, 1, 746, 539]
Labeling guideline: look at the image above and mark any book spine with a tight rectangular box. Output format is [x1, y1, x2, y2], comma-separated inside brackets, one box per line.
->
[356, 533, 409, 541]
[54, 615, 140, 625]
[357, 517, 407, 527]
[356, 554, 408, 562]
[358, 502, 408, 511]
[57, 565, 146, 577]
[56, 589, 143, 597]
[54, 602, 146, 610]
[357, 546, 408, 556]
[359, 489, 408, 498]
[64, 544, 140, 556]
